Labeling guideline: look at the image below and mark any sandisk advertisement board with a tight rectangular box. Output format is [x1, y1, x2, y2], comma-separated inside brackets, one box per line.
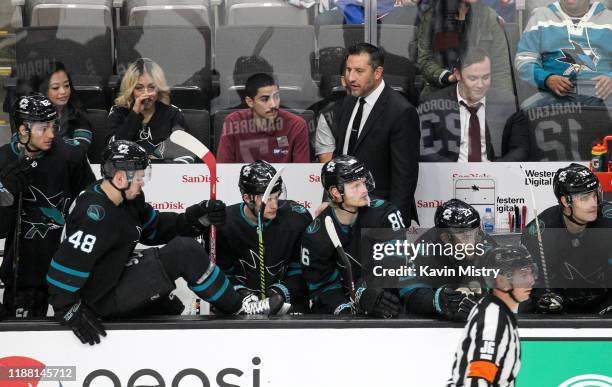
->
[0, 327, 610, 386]
[0, 161, 587, 252]
[113, 162, 582, 229]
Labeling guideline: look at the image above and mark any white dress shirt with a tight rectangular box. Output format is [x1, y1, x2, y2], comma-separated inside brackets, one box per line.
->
[342, 80, 386, 155]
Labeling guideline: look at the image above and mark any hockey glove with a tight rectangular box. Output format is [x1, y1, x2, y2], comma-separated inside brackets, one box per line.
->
[0, 157, 31, 206]
[535, 292, 566, 314]
[59, 301, 107, 345]
[268, 285, 292, 315]
[434, 286, 480, 321]
[357, 288, 400, 318]
[186, 200, 226, 227]
[333, 302, 356, 316]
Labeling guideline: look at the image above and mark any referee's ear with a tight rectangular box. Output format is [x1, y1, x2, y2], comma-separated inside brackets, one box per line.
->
[494, 274, 511, 291]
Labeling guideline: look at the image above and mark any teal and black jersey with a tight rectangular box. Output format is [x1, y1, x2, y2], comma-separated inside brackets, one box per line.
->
[0, 138, 94, 289]
[401, 227, 498, 317]
[47, 182, 203, 313]
[300, 199, 405, 314]
[521, 203, 612, 312]
[216, 200, 312, 311]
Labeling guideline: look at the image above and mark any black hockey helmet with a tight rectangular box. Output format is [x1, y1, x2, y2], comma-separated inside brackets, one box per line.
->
[434, 199, 480, 229]
[12, 94, 57, 129]
[239, 160, 283, 196]
[484, 245, 538, 289]
[321, 155, 375, 197]
[553, 163, 601, 206]
[101, 140, 150, 180]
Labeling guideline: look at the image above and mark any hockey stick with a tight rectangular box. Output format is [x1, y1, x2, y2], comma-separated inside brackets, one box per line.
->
[11, 191, 23, 313]
[519, 165, 551, 291]
[324, 216, 356, 301]
[257, 167, 285, 300]
[169, 131, 217, 262]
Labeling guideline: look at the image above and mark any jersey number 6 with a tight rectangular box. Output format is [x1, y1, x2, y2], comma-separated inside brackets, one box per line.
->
[301, 247, 310, 266]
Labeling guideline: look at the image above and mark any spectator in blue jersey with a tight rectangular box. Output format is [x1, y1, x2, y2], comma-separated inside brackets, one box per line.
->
[515, 0, 612, 108]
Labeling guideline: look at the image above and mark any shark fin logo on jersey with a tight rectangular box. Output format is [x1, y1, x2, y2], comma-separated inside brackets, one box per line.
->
[558, 40, 600, 75]
[86, 204, 105, 221]
[21, 186, 68, 239]
[236, 250, 285, 284]
[291, 203, 307, 214]
[562, 262, 604, 284]
[601, 205, 612, 219]
[369, 199, 384, 208]
[306, 218, 320, 234]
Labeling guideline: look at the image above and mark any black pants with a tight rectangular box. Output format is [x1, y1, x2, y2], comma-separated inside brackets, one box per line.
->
[1, 285, 48, 318]
[92, 237, 242, 317]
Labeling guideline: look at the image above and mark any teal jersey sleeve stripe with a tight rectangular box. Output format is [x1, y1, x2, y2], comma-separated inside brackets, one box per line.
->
[143, 209, 158, 229]
[190, 266, 220, 292]
[321, 283, 342, 293]
[399, 283, 429, 297]
[50, 259, 90, 278]
[207, 278, 230, 302]
[46, 275, 80, 292]
[146, 228, 158, 241]
[286, 269, 302, 277]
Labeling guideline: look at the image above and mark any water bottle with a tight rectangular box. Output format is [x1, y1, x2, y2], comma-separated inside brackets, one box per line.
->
[482, 208, 494, 233]
[591, 143, 607, 172]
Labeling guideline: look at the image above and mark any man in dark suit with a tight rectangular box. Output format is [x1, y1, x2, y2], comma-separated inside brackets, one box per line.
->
[333, 43, 420, 225]
[420, 47, 529, 162]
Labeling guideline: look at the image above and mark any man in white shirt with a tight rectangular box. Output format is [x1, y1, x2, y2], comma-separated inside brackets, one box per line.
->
[420, 47, 529, 162]
[332, 43, 421, 225]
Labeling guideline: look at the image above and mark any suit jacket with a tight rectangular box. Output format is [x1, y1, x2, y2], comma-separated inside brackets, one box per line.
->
[333, 84, 420, 224]
[418, 86, 495, 162]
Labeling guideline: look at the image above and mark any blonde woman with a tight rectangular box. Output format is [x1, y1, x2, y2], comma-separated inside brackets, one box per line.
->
[108, 58, 190, 161]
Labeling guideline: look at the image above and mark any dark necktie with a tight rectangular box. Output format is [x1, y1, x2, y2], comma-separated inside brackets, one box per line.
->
[347, 97, 366, 155]
[460, 101, 483, 162]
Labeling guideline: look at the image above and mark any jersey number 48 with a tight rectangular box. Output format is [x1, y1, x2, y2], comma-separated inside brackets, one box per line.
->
[68, 230, 97, 253]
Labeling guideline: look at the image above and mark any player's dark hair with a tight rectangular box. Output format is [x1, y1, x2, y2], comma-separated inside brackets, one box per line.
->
[245, 73, 277, 99]
[456, 47, 490, 71]
[347, 43, 384, 70]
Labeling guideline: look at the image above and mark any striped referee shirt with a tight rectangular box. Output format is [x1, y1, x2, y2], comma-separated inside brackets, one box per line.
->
[447, 294, 521, 387]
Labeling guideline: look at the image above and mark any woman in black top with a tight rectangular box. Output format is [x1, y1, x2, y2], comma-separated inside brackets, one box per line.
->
[29, 61, 93, 150]
[108, 58, 192, 163]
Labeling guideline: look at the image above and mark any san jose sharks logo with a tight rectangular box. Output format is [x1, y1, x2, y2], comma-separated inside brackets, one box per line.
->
[558, 40, 600, 75]
[236, 249, 287, 284]
[563, 261, 604, 284]
[21, 185, 68, 239]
